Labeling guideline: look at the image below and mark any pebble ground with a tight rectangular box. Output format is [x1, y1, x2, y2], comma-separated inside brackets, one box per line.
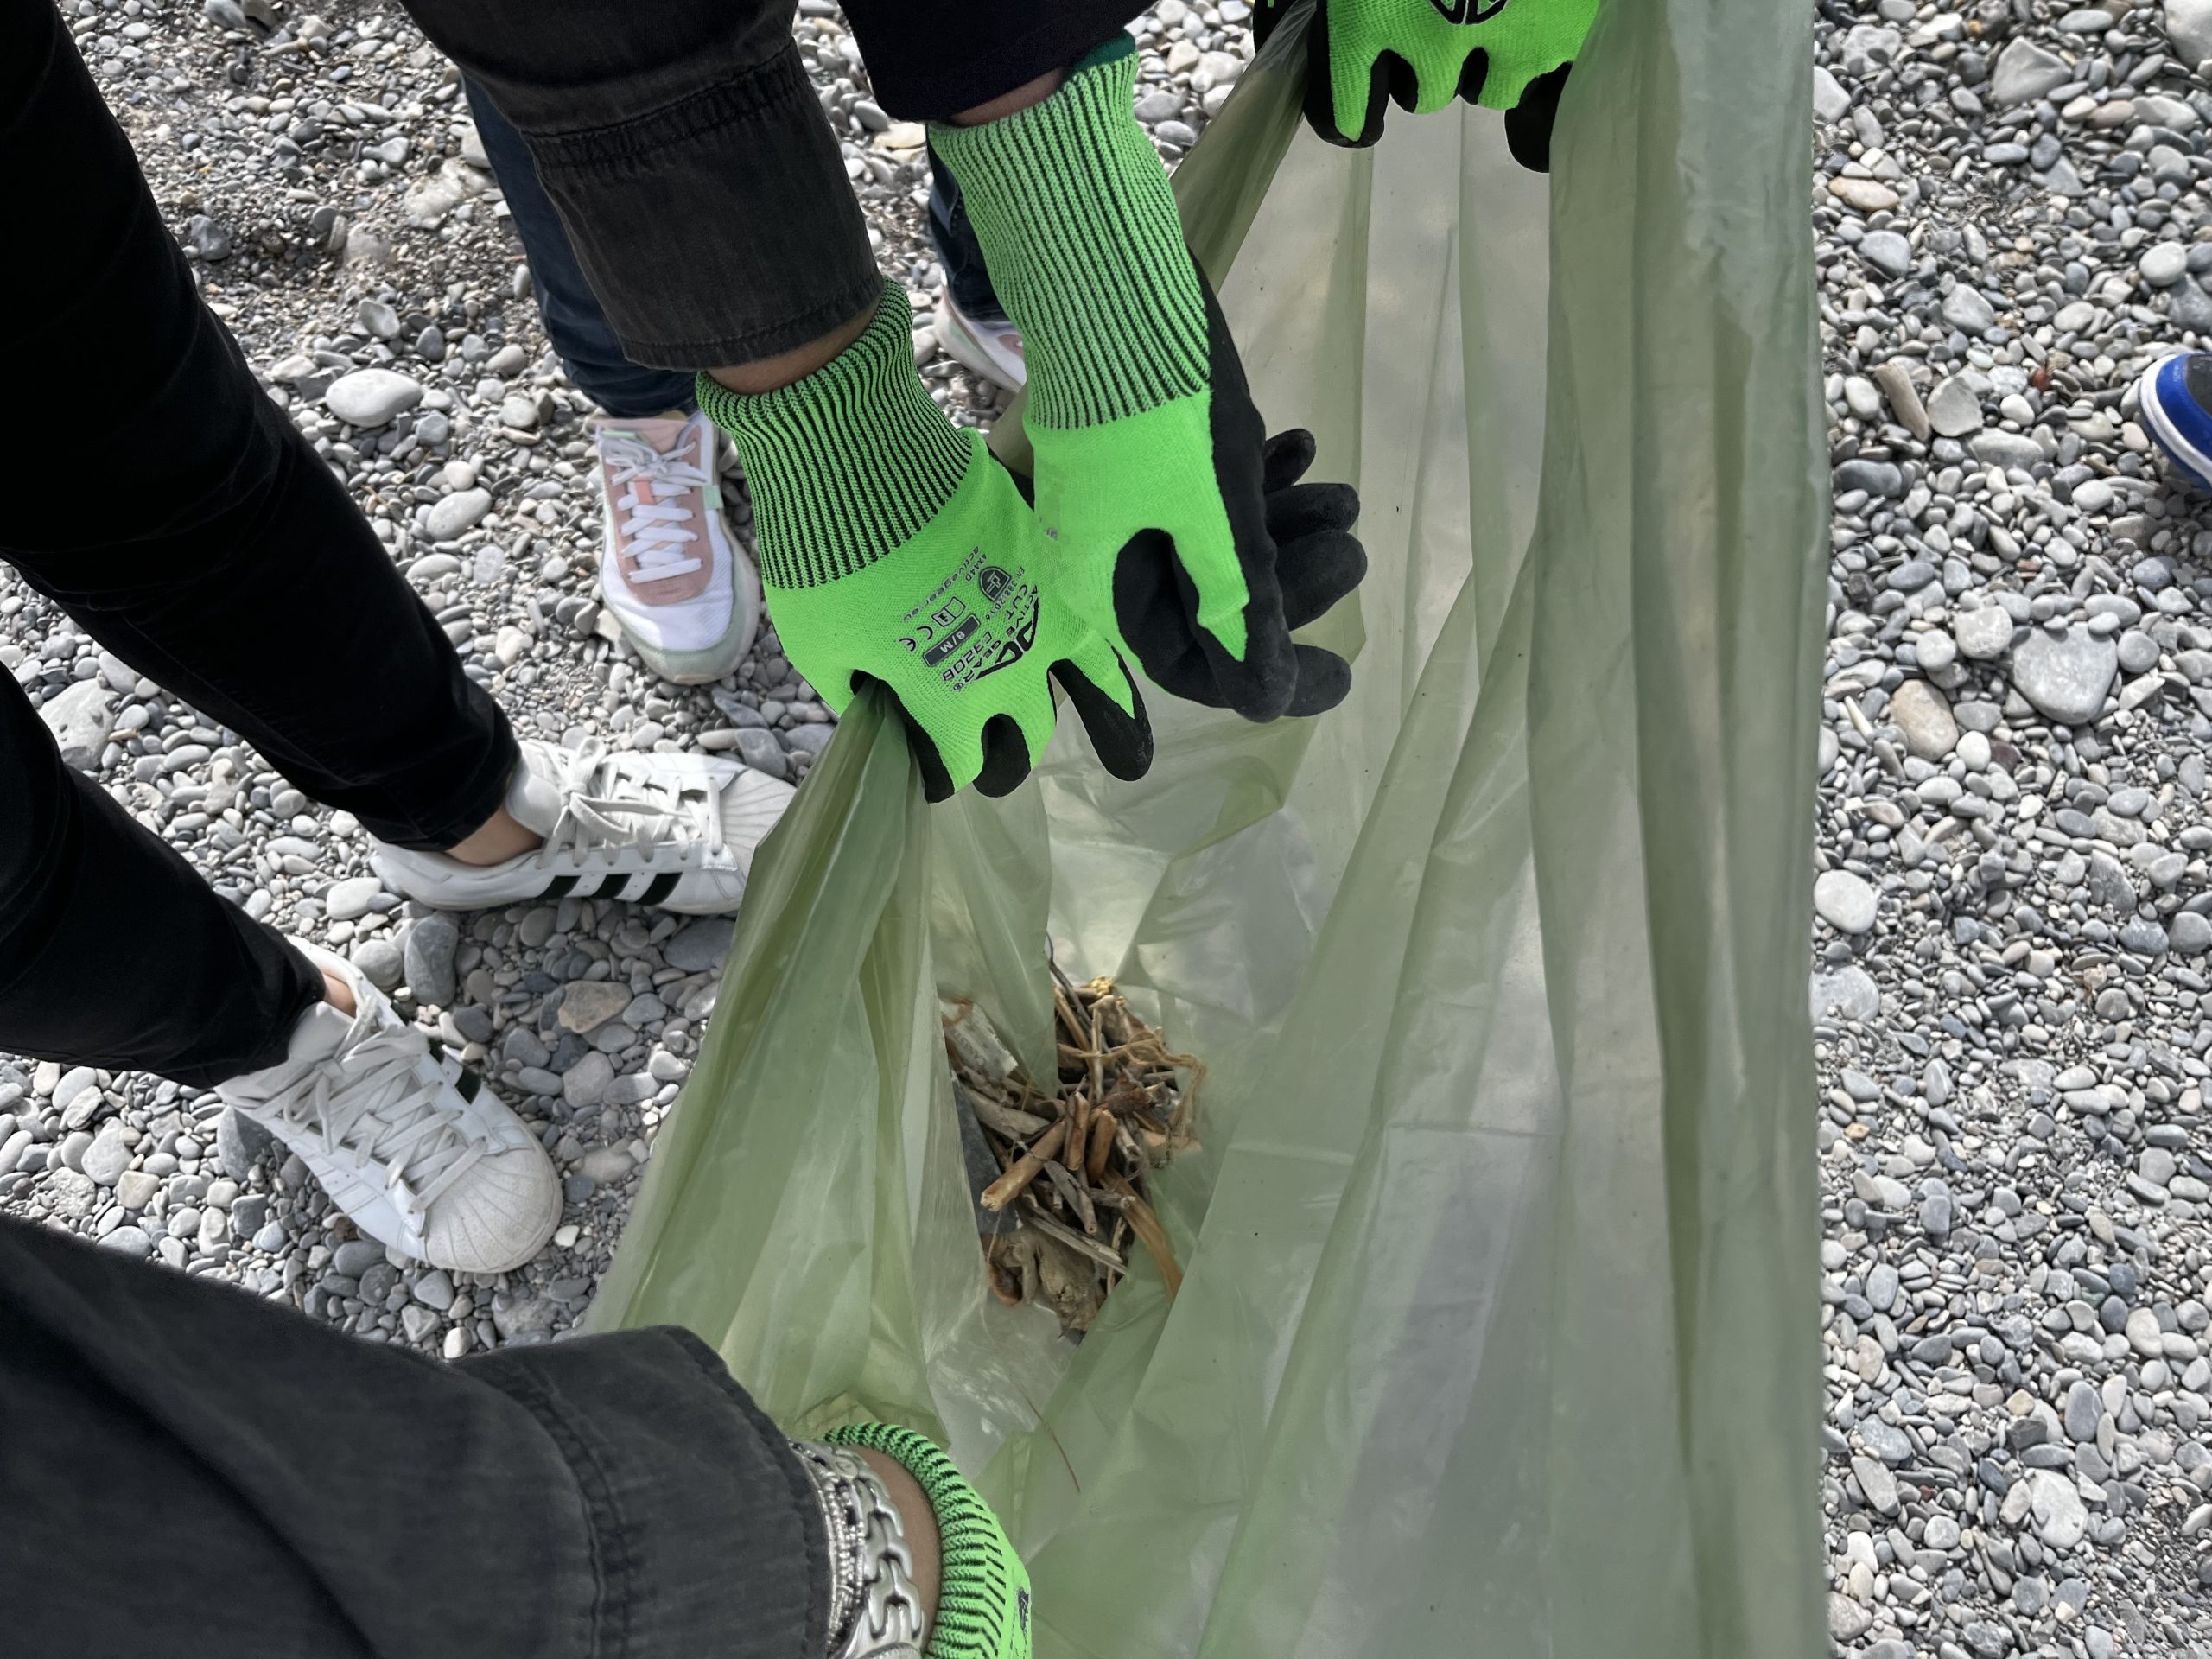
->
[17, 1, 2212, 1652]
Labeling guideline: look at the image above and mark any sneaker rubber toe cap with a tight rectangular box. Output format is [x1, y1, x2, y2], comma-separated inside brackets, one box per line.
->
[420, 1141, 563, 1274]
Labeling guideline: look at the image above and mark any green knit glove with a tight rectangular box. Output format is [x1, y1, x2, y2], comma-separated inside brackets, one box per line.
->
[931, 37, 1365, 725]
[1255, 0, 1596, 162]
[825, 1423, 1033, 1659]
[696, 288, 1149, 803]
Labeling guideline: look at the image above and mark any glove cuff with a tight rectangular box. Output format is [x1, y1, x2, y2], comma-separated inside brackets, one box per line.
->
[929, 37, 1207, 433]
[824, 1422, 1030, 1659]
[696, 284, 972, 591]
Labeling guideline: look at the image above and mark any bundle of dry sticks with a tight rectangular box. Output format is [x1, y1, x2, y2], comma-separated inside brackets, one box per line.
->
[944, 965, 1198, 1333]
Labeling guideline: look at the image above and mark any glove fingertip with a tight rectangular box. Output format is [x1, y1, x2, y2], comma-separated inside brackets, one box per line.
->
[1224, 628, 1303, 724]
[1504, 64, 1573, 174]
[858, 672, 963, 803]
[1265, 481, 1362, 543]
[1380, 48, 1422, 118]
[1259, 428, 1319, 494]
[1053, 656, 1154, 783]
[974, 713, 1037, 798]
[1278, 530, 1369, 632]
[1457, 47, 1491, 107]
[1286, 645, 1355, 719]
[1305, 8, 1389, 147]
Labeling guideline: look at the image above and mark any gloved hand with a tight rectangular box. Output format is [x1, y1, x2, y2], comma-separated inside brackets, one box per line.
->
[696, 287, 1150, 804]
[1255, 0, 1597, 166]
[931, 37, 1366, 726]
[821, 1422, 1033, 1658]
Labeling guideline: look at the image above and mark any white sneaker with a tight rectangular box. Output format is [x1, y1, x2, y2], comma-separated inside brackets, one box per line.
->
[592, 410, 762, 684]
[935, 293, 1027, 392]
[371, 737, 793, 916]
[218, 945, 559, 1274]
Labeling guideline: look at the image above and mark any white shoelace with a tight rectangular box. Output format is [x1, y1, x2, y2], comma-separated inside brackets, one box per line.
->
[533, 739, 726, 868]
[601, 430, 708, 582]
[228, 1022, 486, 1224]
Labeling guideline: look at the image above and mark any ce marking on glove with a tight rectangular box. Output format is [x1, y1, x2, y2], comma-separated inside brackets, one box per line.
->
[1427, 0, 1513, 20]
[903, 594, 978, 667]
[899, 553, 1039, 688]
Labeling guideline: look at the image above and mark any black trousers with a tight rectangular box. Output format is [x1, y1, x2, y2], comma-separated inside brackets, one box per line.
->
[0, 0, 518, 1087]
[0, 1214, 827, 1658]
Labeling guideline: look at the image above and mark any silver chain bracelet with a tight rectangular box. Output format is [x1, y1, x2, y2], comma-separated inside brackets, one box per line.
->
[789, 1440, 927, 1658]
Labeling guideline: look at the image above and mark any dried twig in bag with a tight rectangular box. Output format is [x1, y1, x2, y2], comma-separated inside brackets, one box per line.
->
[944, 973, 1198, 1334]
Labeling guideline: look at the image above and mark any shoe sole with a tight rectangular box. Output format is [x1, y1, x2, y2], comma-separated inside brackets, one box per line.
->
[2139, 358, 2212, 493]
[622, 620, 755, 686]
[371, 847, 751, 917]
[936, 304, 1026, 394]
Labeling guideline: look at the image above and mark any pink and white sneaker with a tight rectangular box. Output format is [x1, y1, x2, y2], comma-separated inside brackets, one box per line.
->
[592, 410, 762, 684]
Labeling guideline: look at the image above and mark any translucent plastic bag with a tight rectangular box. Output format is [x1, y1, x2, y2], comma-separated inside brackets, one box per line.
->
[588, 0, 1829, 1649]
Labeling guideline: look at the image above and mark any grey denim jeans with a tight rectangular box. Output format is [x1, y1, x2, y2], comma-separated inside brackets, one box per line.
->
[399, 0, 1148, 368]
[0, 1214, 829, 1657]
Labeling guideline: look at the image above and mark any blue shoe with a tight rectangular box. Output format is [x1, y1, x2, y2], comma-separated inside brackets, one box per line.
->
[2138, 352, 2212, 493]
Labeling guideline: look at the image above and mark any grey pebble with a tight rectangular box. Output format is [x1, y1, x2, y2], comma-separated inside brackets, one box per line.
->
[79, 1126, 130, 1187]
[1809, 965, 1879, 1023]
[1834, 458, 1902, 499]
[1969, 430, 2044, 471]
[1859, 1417, 1913, 1465]
[425, 488, 494, 542]
[736, 728, 788, 777]
[664, 917, 734, 973]
[1991, 37, 2069, 105]
[404, 912, 461, 1007]
[2064, 1379, 2103, 1442]
[2120, 917, 2170, 957]
[562, 1051, 614, 1111]
[38, 682, 112, 772]
[349, 938, 404, 991]
[333, 1239, 384, 1278]
[324, 368, 423, 428]
[98, 1225, 153, 1258]
[1941, 285, 1997, 335]
[1925, 375, 1982, 437]
[1856, 231, 1911, 279]
[323, 875, 386, 923]
[215, 1107, 273, 1181]
[577, 1147, 632, 1183]
[1814, 869, 1877, 933]
[2010, 627, 2118, 727]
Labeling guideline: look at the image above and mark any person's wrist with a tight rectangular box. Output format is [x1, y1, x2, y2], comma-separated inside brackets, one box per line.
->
[788, 1438, 938, 1656]
[854, 1447, 941, 1633]
[952, 67, 1065, 126]
[823, 1422, 1033, 1659]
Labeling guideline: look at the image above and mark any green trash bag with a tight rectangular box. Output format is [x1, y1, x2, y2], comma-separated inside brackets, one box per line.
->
[588, 0, 1829, 1649]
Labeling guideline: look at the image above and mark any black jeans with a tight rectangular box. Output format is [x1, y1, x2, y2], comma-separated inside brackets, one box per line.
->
[402, 0, 1144, 368]
[465, 74, 1007, 410]
[0, 0, 518, 1087]
[0, 1214, 827, 1658]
